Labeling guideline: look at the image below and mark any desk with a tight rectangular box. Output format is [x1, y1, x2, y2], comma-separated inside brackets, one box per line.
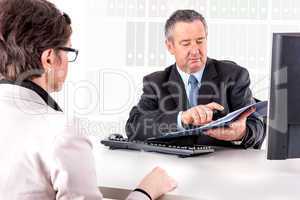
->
[93, 143, 300, 200]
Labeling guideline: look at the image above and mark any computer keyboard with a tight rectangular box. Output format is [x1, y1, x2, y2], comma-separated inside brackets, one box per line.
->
[101, 134, 214, 157]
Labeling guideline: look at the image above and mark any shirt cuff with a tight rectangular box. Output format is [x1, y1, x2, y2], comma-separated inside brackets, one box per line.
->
[232, 140, 243, 145]
[126, 191, 151, 200]
[177, 111, 185, 131]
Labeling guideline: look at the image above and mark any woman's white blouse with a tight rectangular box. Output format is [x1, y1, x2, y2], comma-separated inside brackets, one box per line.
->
[0, 83, 148, 200]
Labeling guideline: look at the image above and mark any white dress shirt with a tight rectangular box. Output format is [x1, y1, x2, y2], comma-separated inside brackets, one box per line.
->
[0, 81, 149, 200]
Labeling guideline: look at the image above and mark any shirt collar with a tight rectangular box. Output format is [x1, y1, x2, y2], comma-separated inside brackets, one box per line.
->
[0, 79, 62, 112]
[176, 64, 205, 86]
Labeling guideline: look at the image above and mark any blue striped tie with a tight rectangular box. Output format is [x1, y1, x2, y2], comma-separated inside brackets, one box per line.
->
[188, 75, 199, 107]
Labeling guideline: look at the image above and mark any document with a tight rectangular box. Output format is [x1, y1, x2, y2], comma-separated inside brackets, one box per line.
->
[147, 101, 268, 141]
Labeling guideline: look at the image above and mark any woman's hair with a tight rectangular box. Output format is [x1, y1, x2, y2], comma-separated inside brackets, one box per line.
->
[0, 0, 72, 80]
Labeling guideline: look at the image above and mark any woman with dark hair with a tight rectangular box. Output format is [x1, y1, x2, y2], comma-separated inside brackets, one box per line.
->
[0, 0, 176, 199]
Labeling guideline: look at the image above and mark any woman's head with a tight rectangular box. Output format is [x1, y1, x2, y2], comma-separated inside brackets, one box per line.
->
[0, 0, 73, 91]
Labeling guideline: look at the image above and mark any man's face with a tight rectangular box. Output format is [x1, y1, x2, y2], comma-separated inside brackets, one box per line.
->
[166, 20, 207, 74]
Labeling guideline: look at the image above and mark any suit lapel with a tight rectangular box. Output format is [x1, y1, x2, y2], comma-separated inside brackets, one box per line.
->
[167, 65, 189, 110]
[198, 58, 219, 105]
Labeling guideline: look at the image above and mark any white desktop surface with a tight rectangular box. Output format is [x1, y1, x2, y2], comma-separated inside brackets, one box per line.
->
[92, 140, 300, 200]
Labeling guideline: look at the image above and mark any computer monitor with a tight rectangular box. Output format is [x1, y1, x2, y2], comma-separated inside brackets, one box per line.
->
[267, 33, 300, 160]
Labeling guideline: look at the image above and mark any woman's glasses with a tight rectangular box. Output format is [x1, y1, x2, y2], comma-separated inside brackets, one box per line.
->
[57, 47, 79, 62]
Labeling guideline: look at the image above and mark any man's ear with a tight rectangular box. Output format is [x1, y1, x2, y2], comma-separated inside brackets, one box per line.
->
[165, 39, 175, 55]
[41, 49, 55, 70]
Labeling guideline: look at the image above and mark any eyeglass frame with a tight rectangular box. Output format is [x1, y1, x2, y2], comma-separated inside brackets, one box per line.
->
[56, 47, 79, 62]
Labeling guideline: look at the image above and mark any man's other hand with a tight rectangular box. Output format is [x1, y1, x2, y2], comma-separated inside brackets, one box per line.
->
[205, 107, 255, 141]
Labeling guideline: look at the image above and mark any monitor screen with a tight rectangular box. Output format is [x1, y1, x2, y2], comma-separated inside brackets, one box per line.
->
[267, 33, 300, 160]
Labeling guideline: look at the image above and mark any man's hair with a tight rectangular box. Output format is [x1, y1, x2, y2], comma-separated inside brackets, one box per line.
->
[165, 9, 207, 40]
[0, 0, 72, 81]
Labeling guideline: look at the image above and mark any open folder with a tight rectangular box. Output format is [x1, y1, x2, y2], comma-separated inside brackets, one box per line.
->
[147, 101, 268, 141]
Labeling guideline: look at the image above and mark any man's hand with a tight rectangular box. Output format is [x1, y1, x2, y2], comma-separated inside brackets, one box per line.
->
[205, 107, 256, 141]
[181, 102, 224, 126]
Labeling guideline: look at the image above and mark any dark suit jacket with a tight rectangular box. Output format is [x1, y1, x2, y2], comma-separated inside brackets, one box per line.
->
[126, 58, 265, 148]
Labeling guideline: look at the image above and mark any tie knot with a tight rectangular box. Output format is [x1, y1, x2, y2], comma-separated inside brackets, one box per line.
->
[188, 75, 198, 87]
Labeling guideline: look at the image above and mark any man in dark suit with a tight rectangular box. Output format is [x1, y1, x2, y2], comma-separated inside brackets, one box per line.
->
[126, 9, 264, 148]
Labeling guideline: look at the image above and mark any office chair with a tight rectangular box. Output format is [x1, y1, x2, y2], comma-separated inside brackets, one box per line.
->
[252, 97, 267, 149]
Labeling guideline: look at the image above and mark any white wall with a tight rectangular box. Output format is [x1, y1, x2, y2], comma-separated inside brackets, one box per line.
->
[52, 0, 300, 137]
